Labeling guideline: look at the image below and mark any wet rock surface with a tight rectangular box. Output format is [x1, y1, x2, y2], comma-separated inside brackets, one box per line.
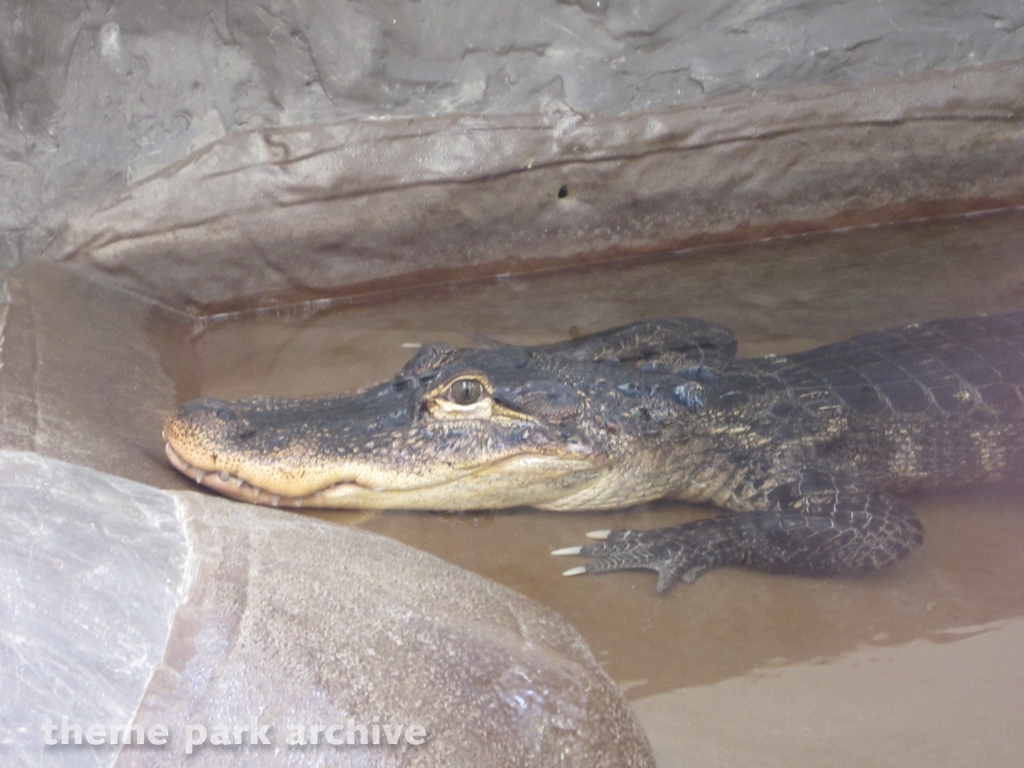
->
[0, 265, 191, 488]
[632, 617, 1024, 767]
[0, 450, 653, 768]
[46, 61, 1024, 311]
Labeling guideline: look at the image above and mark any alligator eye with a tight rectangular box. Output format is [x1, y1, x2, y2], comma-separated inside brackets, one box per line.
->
[448, 378, 484, 405]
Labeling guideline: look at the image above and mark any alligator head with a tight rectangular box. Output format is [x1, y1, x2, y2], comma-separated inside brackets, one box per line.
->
[164, 319, 736, 511]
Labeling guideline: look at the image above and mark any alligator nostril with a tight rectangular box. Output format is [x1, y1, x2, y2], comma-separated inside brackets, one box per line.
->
[175, 398, 231, 416]
[174, 398, 244, 426]
[172, 398, 255, 440]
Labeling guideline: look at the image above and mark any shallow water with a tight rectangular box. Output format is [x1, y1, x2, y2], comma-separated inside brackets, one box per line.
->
[186, 209, 1024, 764]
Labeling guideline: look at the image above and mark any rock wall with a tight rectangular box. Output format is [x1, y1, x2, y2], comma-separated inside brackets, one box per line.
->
[45, 62, 1024, 312]
[2, 0, 1022, 272]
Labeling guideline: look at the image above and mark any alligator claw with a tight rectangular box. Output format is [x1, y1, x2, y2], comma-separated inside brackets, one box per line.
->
[554, 523, 723, 593]
[550, 545, 583, 556]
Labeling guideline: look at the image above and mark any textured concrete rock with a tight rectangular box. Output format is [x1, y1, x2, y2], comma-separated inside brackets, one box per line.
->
[3, 0, 1024, 268]
[122, 489, 654, 767]
[47, 61, 1024, 311]
[0, 450, 654, 767]
[0, 451, 189, 768]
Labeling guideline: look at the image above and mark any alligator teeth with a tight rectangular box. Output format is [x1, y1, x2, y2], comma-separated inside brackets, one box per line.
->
[219, 470, 230, 481]
[269, 494, 280, 507]
[194, 470, 205, 483]
[562, 566, 587, 577]
[293, 498, 303, 508]
[251, 486, 261, 500]
[233, 476, 245, 488]
[551, 546, 583, 556]
[585, 530, 611, 540]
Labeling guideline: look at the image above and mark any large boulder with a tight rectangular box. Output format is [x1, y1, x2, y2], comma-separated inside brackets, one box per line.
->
[0, 451, 653, 767]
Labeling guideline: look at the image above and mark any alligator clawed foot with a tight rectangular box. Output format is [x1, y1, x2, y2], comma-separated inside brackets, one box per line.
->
[552, 525, 715, 593]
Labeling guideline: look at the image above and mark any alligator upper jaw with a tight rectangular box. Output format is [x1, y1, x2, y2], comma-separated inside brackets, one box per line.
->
[165, 441, 608, 511]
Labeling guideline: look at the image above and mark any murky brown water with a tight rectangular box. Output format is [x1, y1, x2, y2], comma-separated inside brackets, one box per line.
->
[182, 209, 1023, 765]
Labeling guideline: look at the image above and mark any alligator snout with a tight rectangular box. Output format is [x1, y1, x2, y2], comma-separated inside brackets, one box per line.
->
[163, 398, 261, 483]
[164, 397, 308, 505]
[169, 398, 255, 441]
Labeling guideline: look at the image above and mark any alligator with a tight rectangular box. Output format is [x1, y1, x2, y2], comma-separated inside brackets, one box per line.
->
[165, 313, 1024, 592]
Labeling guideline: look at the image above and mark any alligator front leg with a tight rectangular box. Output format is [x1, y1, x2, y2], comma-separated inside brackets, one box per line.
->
[553, 470, 925, 593]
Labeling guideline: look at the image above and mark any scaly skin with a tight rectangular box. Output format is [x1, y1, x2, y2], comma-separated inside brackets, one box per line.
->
[165, 314, 1024, 591]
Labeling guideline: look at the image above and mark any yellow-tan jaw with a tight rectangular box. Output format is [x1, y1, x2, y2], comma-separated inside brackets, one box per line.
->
[165, 440, 607, 510]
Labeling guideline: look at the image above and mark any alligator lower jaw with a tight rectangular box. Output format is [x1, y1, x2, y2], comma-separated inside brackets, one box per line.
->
[165, 443, 333, 507]
[165, 442, 609, 511]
